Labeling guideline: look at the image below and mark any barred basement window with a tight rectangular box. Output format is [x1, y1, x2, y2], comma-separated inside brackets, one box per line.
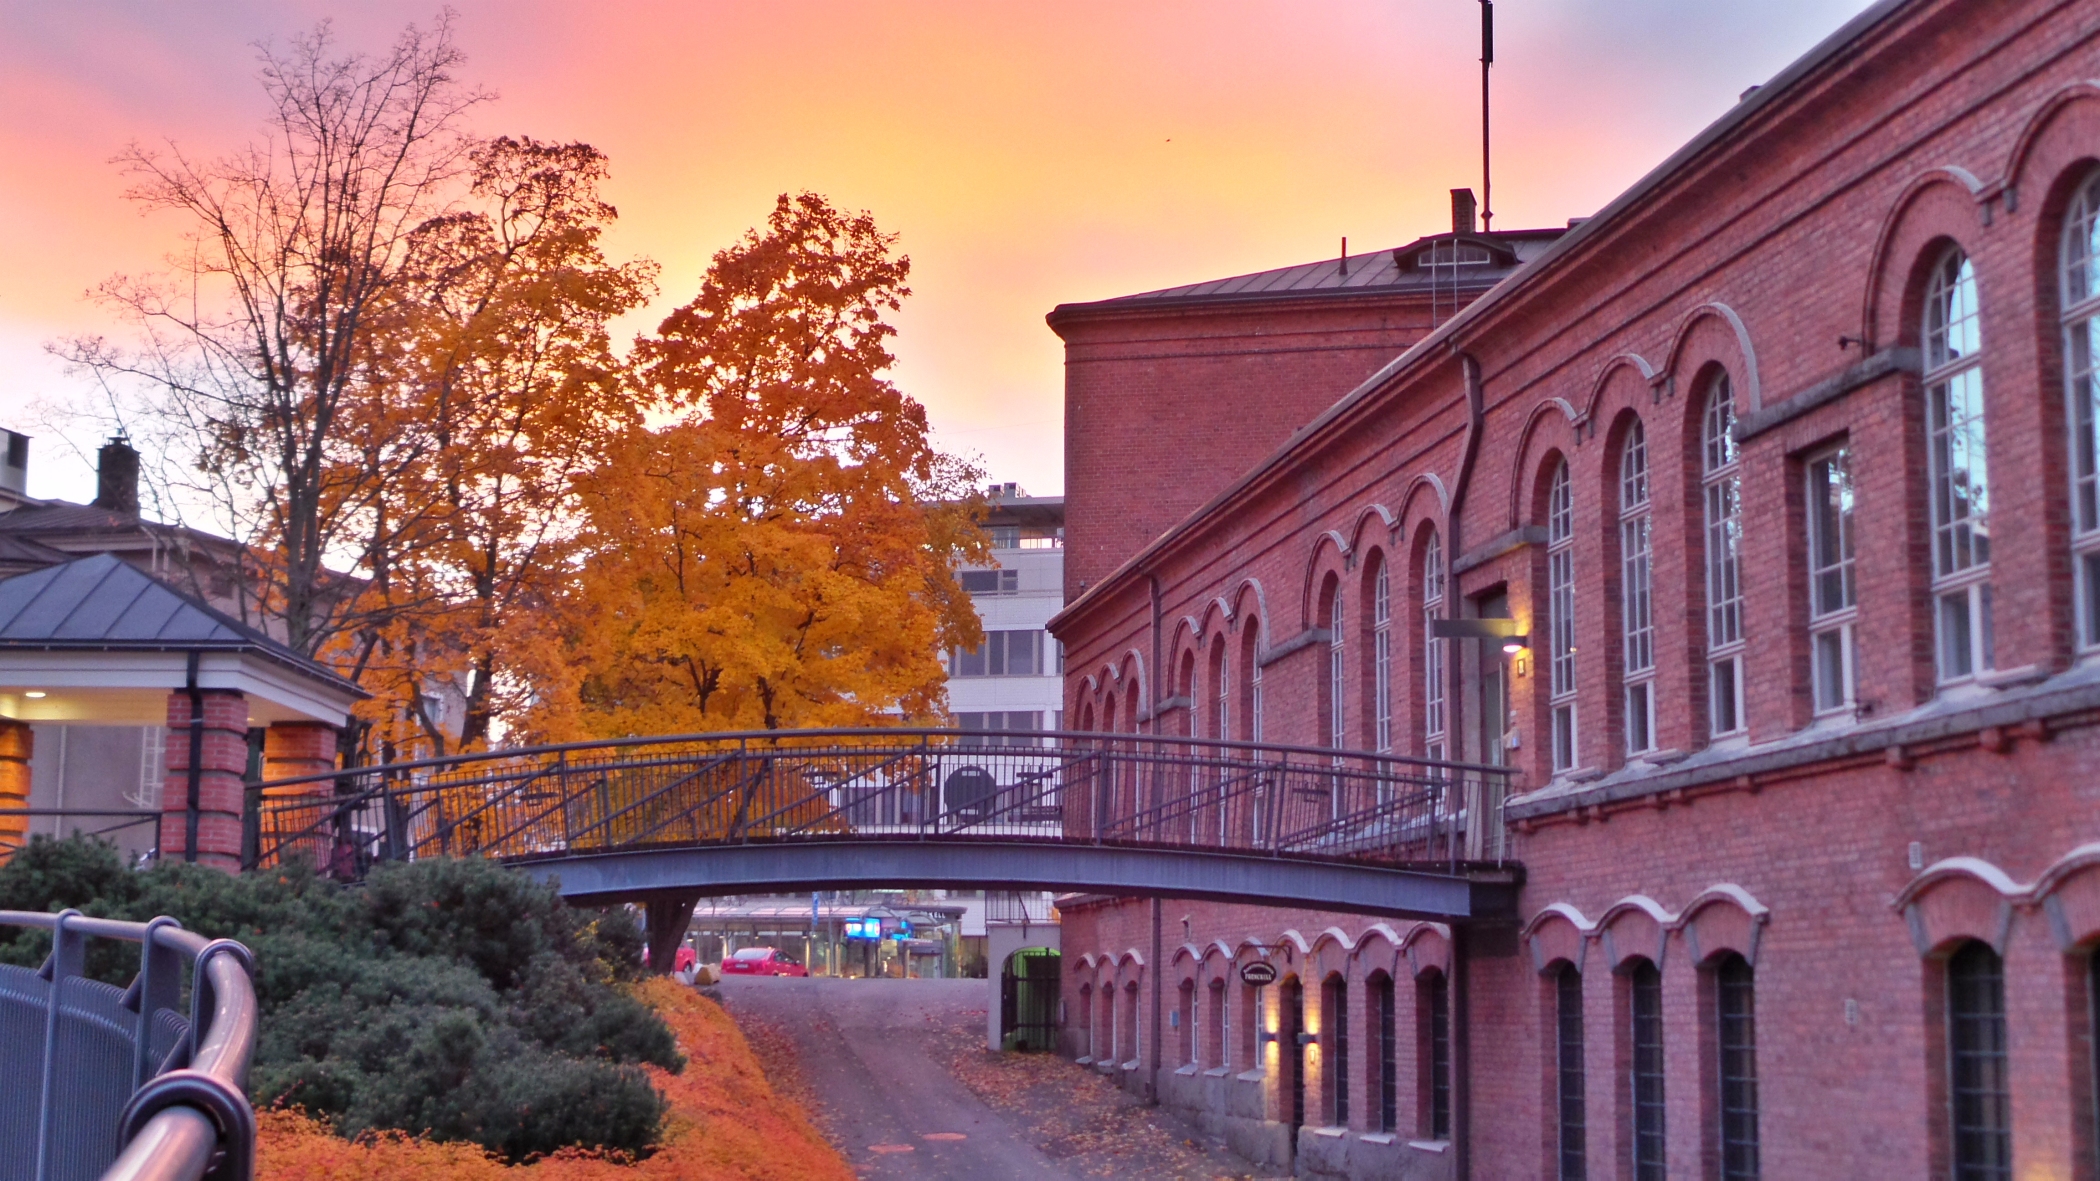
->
[1620, 421, 1656, 755]
[1423, 970, 1452, 1139]
[1702, 373, 1746, 736]
[1715, 954, 1759, 1180]
[1326, 974, 1350, 1127]
[1947, 942, 2011, 1181]
[1374, 972, 1398, 1133]
[1422, 530, 1448, 762]
[2062, 170, 2100, 650]
[1924, 247, 1994, 684]
[1547, 460, 1578, 771]
[1557, 963, 1587, 1180]
[1630, 960, 1666, 1181]
[1806, 447, 1857, 715]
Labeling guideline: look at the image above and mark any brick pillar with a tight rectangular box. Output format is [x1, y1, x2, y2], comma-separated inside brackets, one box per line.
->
[0, 720, 29, 860]
[161, 690, 248, 871]
[263, 721, 336, 791]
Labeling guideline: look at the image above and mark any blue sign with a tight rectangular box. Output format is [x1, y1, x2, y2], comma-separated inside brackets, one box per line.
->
[843, 918, 880, 940]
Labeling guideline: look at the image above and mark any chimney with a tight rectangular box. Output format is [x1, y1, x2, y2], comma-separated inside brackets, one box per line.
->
[1451, 189, 1478, 235]
[0, 430, 25, 496]
[93, 437, 139, 515]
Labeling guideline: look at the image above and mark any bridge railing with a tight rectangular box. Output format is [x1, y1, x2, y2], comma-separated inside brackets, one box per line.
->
[0, 910, 256, 1181]
[243, 729, 1516, 877]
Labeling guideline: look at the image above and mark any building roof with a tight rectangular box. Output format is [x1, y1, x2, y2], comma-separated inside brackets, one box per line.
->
[0, 553, 361, 695]
[0, 534, 73, 575]
[1048, 229, 1566, 324]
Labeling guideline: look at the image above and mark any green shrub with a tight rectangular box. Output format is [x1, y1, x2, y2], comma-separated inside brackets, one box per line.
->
[0, 834, 677, 1160]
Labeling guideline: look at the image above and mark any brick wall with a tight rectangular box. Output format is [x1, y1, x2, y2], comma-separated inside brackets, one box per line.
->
[1048, 0, 2100, 1174]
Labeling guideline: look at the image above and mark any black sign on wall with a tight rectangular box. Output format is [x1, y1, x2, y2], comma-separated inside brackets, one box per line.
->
[1240, 961, 1278, 986]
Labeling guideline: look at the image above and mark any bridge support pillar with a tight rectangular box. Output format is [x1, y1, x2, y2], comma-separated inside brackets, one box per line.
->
[644, 892, 702, 975]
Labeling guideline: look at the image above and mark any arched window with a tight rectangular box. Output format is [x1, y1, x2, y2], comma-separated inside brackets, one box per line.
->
[1547, 460, 1579, 772]
[1925, 247, 1993, 684]
[1422, 530, 1448, 762]
[1323, 575, 1345, 754]
[1620, 422, 1655, 754]
[1629, 959, 1666, 1179]
[1947, 941, 2010, 1179]
[1372, 554, 1393, 754]
[1555, 963, 1587, 1180]
[1702, 374, 1746, 736]
[1714, 954, 1759, 1180]
[2062, 171, 2100, 649]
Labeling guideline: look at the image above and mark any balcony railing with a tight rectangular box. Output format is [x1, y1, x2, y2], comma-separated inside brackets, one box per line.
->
[0, 911, 257, 1181]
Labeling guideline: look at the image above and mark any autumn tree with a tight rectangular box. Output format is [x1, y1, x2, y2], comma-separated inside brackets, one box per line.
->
[533, 193, 985, 738]
[354, 138, 656, 754]
[63, 18, 484, 663]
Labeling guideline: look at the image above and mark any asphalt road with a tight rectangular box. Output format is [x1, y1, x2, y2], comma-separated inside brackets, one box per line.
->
[716, 976, 1073, 1179]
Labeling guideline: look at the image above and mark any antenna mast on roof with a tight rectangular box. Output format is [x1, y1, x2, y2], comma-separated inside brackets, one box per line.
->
[1480, 0, 1494, 233]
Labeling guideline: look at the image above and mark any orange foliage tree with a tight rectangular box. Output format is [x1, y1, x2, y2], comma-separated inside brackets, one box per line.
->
[527, 194, 985, 738]
[349, 137, 656, 755]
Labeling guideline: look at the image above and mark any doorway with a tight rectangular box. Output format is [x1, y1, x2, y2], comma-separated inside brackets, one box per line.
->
[1000, 948, 1061, 1052]
[1473, 589, 1512, 768]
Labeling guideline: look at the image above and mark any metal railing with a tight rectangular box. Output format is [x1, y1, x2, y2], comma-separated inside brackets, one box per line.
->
[244, 729, 1515, 878]
[0, 911, 257, 1181]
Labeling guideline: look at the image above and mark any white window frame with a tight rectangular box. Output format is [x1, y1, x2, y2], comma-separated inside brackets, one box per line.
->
[1327, 587, 1345, 820]
[1923, 247, 1993, 685]
[1620, 422, 1656, 755]
[1806, 446, 1858, 717]
[1702, 374, 1747, 738]
[2062, 171, 2100, 652]
[1422, 532, 1447, 763]
[1547, 461, 1578, 772]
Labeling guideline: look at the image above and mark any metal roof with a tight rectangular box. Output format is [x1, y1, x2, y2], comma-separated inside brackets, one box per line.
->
[1051, 228, 1566, 320]
[0, 553, 361, 693]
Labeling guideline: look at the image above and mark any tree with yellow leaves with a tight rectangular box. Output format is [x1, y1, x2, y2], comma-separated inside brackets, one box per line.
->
[531, 194, 984, 738]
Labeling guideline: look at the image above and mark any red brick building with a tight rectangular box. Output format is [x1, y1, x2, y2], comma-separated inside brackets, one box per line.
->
[1047, 0, 2100, 1176]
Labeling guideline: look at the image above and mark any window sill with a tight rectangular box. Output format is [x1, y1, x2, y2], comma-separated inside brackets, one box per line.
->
[1121, 1059, 1139, 1072]
[1202, 1067, 1232, 1078]
[1236, 1068, 1267, 1082]
[1174, 1064, 1200, 1076]
[1308, 1126, 1348, 1139]
[1407, 1139, 1452, 1154]
[1358, 1133, 1397, 1146]
[1977, 663, 2047, 689]
[1074, 1055, 1093, 1066]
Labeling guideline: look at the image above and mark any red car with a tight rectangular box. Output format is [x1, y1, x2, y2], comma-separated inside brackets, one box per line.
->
[719, 947, 809, 977]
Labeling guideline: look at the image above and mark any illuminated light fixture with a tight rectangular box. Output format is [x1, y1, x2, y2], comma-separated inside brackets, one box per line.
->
[1501, 635, 1530, 656]
[23, 691, 46, 699]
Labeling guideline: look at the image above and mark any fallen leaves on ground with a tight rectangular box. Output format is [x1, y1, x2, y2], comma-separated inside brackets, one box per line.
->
[255, 978, 852, 1181]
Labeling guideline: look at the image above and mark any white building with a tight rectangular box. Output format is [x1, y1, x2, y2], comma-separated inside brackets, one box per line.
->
[946, 484, 1064, 738]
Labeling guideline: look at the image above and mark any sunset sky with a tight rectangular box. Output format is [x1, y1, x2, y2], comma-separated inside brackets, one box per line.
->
[0, 1, 1876, 505]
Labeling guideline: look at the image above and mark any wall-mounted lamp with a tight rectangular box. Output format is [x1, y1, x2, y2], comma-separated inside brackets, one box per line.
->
[1295, 1031, 1319, 1047]
[1500, 635, 1529, 656]
[23, 691, 46, 699]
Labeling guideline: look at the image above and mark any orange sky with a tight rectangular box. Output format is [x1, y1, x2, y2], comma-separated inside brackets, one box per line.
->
[0, 1, 1876, 504]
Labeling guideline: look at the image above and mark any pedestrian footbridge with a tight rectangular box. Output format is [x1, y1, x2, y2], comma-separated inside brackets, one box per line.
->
[246, 729, 1522, 954]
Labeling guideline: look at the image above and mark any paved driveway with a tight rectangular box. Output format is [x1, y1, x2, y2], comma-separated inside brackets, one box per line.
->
[716, 976, 1073, 1178]
[715, 976, 1274, 1179]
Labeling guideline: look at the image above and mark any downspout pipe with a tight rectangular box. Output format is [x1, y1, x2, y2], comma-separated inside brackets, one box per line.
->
[1448, 349, 1485, 1181]
[1147, 572, 1164, 1104]
[183, 650, 203, 865]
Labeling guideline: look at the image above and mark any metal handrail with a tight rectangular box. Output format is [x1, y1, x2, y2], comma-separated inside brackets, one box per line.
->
[0, 910, 257, 1181]
[246, 729, 1518, 878]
